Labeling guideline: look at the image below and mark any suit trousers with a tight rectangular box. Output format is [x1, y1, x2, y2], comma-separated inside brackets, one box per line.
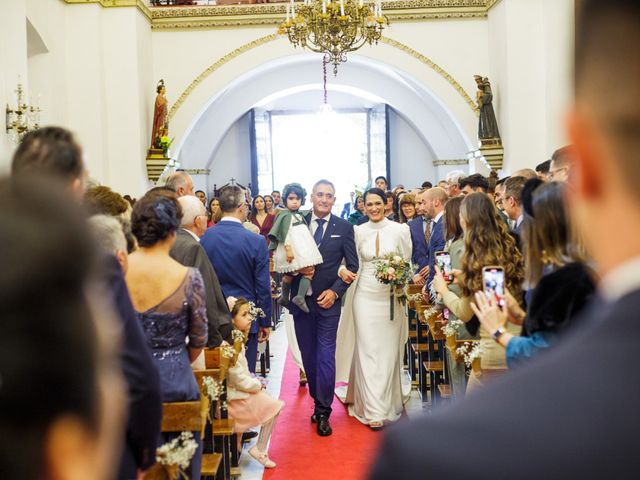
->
[246, 332, 259, 374]
[293, 304, 340, 417]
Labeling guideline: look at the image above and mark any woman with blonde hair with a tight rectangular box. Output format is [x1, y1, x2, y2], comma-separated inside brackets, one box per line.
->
[432, 192, 523, 391]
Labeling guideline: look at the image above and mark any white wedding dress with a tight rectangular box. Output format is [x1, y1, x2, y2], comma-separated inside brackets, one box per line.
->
[335, 218, 413, 425]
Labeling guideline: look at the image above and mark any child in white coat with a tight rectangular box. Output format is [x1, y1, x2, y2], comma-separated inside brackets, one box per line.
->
[227, 297, 284, 468]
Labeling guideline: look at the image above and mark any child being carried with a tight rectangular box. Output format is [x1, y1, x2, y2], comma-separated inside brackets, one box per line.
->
[268, 183, 324, 313]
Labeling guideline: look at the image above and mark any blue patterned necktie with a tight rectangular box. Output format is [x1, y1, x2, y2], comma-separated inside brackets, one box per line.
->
[314, 218, 326, 245]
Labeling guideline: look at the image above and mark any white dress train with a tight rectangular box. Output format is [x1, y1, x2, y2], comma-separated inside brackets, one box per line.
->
[335, 218, 412, 425]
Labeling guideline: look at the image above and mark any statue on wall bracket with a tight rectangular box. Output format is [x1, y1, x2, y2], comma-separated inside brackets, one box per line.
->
[146, 79, 172, 183]
[474, 75, 502, 146]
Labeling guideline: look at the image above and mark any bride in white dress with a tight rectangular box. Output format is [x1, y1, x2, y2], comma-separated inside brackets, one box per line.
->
[335, 188, 413, 429]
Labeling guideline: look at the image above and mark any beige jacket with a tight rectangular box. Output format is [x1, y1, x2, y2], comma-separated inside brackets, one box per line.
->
[227, 348, 262, 401]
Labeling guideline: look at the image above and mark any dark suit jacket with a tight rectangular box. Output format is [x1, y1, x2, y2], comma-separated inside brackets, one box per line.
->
[200, 219, 271, 331]
[101, 255, 162, 479]
[408, 216, 428, 272]
[170, 229, 231, 346]
[426, 216, 445, 286]
[290, 213, 359, 318]
[370, 289, 640, 480]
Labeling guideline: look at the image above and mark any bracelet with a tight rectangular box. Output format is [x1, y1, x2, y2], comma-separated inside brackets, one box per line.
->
[491, 327, 506, 342]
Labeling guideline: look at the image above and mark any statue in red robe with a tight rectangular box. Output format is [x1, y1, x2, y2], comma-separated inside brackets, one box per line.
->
[151, 80, 167, 148]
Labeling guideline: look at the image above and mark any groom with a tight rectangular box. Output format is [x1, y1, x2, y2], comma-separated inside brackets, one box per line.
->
[288, 179, 359, 436]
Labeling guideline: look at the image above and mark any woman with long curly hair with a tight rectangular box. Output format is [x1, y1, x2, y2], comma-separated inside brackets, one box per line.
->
[432, 192, 523, 391]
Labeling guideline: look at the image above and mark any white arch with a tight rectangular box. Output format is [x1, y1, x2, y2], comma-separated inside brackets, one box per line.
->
[175, 53, 474, 171]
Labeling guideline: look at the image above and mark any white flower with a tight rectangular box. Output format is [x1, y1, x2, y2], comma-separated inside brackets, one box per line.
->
[393, 255, 402, 263]
[231, 329, 245, 343]
[156, 431, 198, 470]
[221, 345, 235, 359]
[202, 376, 224, 401]
[442, 318, 464, 337]
[248, 301, 266, 321]
[456, 342, 484, 368]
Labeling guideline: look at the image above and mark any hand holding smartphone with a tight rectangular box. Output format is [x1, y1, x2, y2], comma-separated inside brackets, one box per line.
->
[482, 266, 506, 307]
[435, 251, 453, 282]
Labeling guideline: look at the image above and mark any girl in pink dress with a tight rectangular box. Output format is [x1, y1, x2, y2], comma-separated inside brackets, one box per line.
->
[227, 297, 284, 468]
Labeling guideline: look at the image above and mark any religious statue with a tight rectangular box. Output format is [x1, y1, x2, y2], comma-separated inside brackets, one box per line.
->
[474, 75, 501, 143]
[151, 79, 168, 149]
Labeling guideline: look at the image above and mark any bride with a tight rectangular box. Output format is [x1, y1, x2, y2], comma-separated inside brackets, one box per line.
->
[336, 188, 413, 429]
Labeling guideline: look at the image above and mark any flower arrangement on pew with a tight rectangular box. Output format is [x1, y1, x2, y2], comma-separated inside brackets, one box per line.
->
[372, 251, 415, 320]
[408, 292, 424, 308]
[248, 301, 266, 322]
[156, 431, 199, 480]
[442, 318, 464, 338]
[456, 341, 483, 374]
[202, 376, 224, 403]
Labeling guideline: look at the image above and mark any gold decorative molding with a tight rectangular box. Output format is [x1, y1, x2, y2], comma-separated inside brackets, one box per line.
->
[63, 0, 151, 20]
[380, 37, 479, 115]
[64, 0, 500, 28]
[167, 33, 477, 122]
[433, 158, 468, 166]
[167, 34, 278, 122]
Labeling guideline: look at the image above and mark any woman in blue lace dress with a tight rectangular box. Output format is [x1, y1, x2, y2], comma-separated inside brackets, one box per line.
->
[126, 190, 208, 479]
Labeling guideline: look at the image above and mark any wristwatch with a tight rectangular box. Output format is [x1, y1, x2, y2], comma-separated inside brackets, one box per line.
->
[491, 327, 506, 342]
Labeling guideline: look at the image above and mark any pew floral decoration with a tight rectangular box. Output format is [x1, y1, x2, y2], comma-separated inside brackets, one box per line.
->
[221, 345, 235, 359]
[202, 375, 224, 402]
[442, 318, 464, 338]
[232, 329, 246, 344]
[423, 305, 442, 325]
[456, 342, 483, 370]
[248, 301, 266, 322]
[408, 292, 423, 306]
[156, 431, 198, 479]
[372, 251, 415, 320]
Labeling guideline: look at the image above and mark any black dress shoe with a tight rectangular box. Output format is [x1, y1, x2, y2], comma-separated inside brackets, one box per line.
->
[310, 414, 317, 423]
[242, 431, 259, 443]
[316, 416, 332, 436]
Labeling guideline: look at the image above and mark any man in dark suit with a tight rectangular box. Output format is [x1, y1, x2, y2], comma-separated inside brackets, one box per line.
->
[288, 179, 359, 437]
[409, 188, 430, 285]
[171, 195, 232, 346]
[503, 175, 527, 235]
[201, 185, 271, 373]
[422, 187, 448, 287]
[370, 2, 640, 478]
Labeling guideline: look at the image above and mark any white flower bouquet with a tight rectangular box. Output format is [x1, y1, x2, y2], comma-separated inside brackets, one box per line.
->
[456, 341, 484, 371]
[442, 318, 464, 338]
[156, 431, 198, 479]
[202, 375, 224, 402]
[248, 301, 266, 322]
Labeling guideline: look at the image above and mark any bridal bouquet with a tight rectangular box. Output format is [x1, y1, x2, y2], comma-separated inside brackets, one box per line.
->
[372, 251, 415, 320]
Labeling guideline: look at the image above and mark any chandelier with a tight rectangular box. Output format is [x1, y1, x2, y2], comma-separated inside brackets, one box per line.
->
[278, 0, 388, 75]
[5, 84, 41, 144]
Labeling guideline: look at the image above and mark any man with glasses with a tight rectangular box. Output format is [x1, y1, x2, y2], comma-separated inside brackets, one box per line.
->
[289, 179, 358, 437]
[201, 185, 272, 373]
[548, 145, 574, 182]
[170, 195, 232, 348]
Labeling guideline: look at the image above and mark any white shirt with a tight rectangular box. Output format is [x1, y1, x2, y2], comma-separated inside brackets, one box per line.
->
[432, 211, 444, 225]
[515, 213, 524, 229]
[310, 211, 331, 239]
[599, 256, 640, 302]
[220, 216, 242, 224]
[182, 228, 200, 242]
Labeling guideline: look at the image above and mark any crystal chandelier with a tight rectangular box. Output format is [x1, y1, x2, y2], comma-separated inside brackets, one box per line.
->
[5, 84, 41, 144]
[278, 0, 388, 75]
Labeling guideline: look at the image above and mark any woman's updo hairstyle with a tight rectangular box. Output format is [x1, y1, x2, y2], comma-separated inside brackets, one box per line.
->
[131, 190, 182, 247]
[282, 183, 307, 206]
[363, 187, 386, 204]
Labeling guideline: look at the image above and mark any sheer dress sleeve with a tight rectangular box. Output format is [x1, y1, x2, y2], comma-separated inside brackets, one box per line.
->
[187, 268, 208, 348]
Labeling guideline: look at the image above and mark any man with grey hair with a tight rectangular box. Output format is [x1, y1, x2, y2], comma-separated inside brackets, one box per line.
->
[88, 215, 128, 273]
[444, 170, 465, 198]
[201, 185, 271, 373]
[165, 171, 194, 197]
[503, 176, 528, 234]
[169, 195, 231, 347]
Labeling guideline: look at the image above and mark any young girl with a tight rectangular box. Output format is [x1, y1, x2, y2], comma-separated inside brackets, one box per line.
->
[268, 183, 324, 313]
[227, 297, 284, 468]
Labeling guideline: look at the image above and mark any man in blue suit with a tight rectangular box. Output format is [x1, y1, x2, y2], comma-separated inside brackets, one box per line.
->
[201, 185, 272, 373]
[408, 189, 430, 285]
[288, 179, 358, 437]
[422, 187, 448, 287]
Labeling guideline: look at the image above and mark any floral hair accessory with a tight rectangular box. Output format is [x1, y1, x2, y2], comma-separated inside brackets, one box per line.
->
[226, 296, 238, 311]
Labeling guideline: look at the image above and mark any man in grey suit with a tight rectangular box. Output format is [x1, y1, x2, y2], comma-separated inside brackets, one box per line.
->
[371, 1, 640, 478]
[170, 195, 232, 346]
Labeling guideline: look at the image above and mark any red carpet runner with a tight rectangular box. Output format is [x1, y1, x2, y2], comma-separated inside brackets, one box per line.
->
[263, 349, 382, 480]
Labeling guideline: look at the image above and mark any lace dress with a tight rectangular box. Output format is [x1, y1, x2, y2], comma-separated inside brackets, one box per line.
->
[136, 268, 208, 479]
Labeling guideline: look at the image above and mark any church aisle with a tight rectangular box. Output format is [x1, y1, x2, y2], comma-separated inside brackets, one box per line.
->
[263, 349, 382, 480]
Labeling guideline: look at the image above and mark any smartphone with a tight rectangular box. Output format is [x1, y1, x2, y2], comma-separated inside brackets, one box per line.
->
[482, 266, 505, 307]
[435, 251, 453, 281]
